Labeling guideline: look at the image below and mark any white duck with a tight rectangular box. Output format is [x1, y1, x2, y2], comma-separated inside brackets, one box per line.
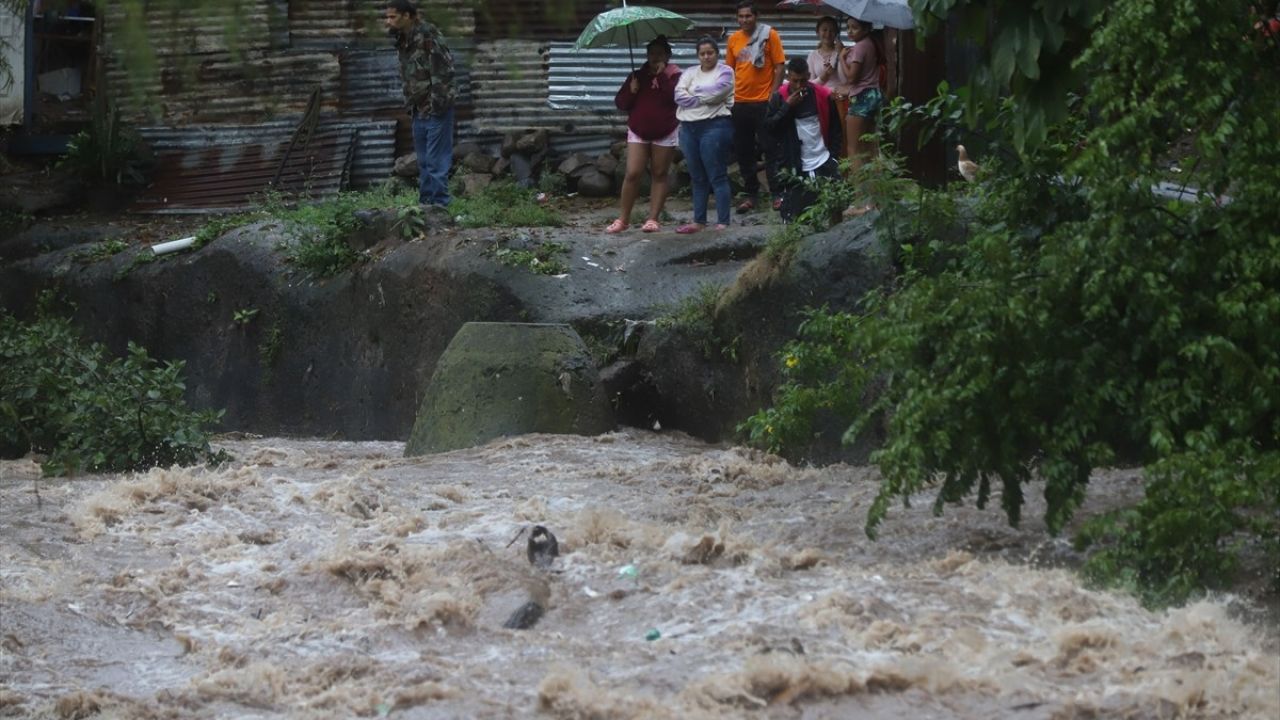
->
[957, 144, 980, 182]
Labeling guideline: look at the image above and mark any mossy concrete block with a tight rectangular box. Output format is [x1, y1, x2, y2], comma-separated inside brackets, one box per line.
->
[405, 323, 614, 455]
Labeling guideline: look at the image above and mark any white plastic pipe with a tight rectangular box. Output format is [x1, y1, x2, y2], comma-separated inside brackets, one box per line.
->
[152, 236, 196, 256]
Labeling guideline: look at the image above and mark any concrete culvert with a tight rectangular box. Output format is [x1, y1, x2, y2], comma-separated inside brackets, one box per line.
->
[404, 322, 615, 455]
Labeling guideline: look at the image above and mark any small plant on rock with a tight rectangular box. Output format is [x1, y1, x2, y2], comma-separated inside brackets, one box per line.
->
[657, 283, 738, 362]
[77, 239, 129, 262]
[193, 214, 253, 249]
[268, 184, 416, 278]
[61, 95, 151, 188]
[259, 321, 283, 368]
[394, 204, 426, 239]
[232, 307, 259, 326]
[452, 182, 563, 228]
[484, 238, 569, 276]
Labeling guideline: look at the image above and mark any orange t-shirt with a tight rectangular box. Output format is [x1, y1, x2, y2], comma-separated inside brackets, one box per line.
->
[726, 26, 785, 103]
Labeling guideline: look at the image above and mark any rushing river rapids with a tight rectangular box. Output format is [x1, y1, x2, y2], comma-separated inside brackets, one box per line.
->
[1, 431, 1276, 719]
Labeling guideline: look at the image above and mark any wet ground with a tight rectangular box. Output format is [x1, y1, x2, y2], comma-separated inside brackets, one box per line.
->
[0, 193, 778, 254]
[2, 431, 1277, 719]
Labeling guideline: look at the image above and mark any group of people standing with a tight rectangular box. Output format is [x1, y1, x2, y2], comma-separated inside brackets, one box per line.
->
[609, 1, 884, 234]
[383, 0, 884, 233]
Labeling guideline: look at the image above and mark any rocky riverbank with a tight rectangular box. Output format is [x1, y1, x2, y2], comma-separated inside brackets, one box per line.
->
[0, 198, 890, 460]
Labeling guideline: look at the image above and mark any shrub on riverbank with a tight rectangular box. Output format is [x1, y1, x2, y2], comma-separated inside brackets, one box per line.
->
[449, 182, 563, 229]
[0, 295, 226, 476]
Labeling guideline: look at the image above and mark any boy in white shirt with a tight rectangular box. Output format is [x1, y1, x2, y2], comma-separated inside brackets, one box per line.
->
[764, 57, 844, 222]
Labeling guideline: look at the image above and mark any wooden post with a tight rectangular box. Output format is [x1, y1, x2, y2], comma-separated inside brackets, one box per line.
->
[886, 28, 947, 187]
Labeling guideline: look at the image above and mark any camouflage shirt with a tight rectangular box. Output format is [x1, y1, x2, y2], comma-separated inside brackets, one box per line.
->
[396, 20, 456, 117]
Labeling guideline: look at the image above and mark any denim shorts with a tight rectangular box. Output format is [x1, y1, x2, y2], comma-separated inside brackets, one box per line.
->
[848, 87, 883, 119]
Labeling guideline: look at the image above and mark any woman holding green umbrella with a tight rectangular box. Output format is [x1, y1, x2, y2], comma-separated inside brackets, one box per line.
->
[607, 36, 681, 234]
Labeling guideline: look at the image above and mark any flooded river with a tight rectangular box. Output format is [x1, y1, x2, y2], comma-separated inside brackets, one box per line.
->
[2, 431, 1276, 718]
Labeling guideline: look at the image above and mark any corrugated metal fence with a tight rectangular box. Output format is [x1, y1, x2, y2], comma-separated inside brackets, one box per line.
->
[101, 1, 863, 209]
[547, 13, 826, 111]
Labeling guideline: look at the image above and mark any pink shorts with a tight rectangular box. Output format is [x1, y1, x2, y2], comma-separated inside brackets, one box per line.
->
[627, 126, 680, 148]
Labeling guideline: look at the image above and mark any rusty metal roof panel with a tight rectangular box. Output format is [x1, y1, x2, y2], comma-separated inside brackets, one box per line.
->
[466, 40, 579, 136]
[289, 0, 364, 49]
[101, 1, 273, 56]
[547, 133, 614, 159]
[132, 126, 364, 213]
[339, 48, 405, 112]
[346, 120, 397, 188]
[338, 42, 475, 117]
[287, 0, 475, 50]
[108, 52, 342, 124]
[138, 118, 396, 191]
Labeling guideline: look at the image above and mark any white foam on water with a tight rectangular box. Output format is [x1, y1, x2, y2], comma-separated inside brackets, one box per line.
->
[0, 434, 1276, 719]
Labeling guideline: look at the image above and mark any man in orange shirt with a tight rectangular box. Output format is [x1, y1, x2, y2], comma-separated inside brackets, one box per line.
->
[726, 1, 786, 212]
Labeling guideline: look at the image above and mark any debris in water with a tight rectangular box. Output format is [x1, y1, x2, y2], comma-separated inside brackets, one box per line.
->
[784, 547, 823, 570]
[618, 564, 639, 581]
[645, 628, 661, 641]
[527, 525, 559, 568]
[583, 586, 600, 598]
[504, 526, 527, 549]
[502, 601, 545, 630]
[681, 535, 725, 565]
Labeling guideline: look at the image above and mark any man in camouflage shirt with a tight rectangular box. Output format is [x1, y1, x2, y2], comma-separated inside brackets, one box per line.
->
[385, 0, 456, 207]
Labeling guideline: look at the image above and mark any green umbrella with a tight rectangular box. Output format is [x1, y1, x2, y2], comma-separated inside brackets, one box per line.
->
[573, 2, 695, 69]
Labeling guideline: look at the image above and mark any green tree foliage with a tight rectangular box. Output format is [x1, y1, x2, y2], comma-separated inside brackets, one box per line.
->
[911, 0, 1106, 151]
[746, 0, 1280, 603]
[0, 296, 227, 476]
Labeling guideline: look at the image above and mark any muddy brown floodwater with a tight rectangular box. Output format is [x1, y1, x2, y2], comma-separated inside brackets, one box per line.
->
[1, 431, 1277, 719]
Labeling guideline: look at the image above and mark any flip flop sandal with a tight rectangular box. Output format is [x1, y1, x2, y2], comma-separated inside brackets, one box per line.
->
[605, 218, 628, 233]
[736, 198, 756, 213]
[641, 219, 661, 233]
[675, 223, 704, 234]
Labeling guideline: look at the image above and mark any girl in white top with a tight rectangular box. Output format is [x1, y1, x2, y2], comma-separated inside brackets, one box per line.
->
[673, 37, 735, 232]
[807, 15, 852, 130]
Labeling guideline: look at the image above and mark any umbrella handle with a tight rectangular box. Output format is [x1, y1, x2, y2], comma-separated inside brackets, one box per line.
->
[628, 24, 635, 71]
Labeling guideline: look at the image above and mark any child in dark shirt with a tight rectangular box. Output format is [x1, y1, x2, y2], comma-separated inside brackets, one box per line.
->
[764, 57, 844, 222]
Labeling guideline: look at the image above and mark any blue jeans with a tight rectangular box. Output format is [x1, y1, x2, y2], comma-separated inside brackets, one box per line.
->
[413, 106, 454, 206]
[680, 116, 732, 225]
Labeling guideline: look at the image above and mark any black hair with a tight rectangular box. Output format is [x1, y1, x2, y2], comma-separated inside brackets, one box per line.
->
[735, 1, 757, 15]
[816, 15, 839, 34]
[786, 56, 809, 76]
[696, 35, 719, 53]
[847, 16, 873, 31]
[386, 0, 417, 17]
[647, 35, 672, 55]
